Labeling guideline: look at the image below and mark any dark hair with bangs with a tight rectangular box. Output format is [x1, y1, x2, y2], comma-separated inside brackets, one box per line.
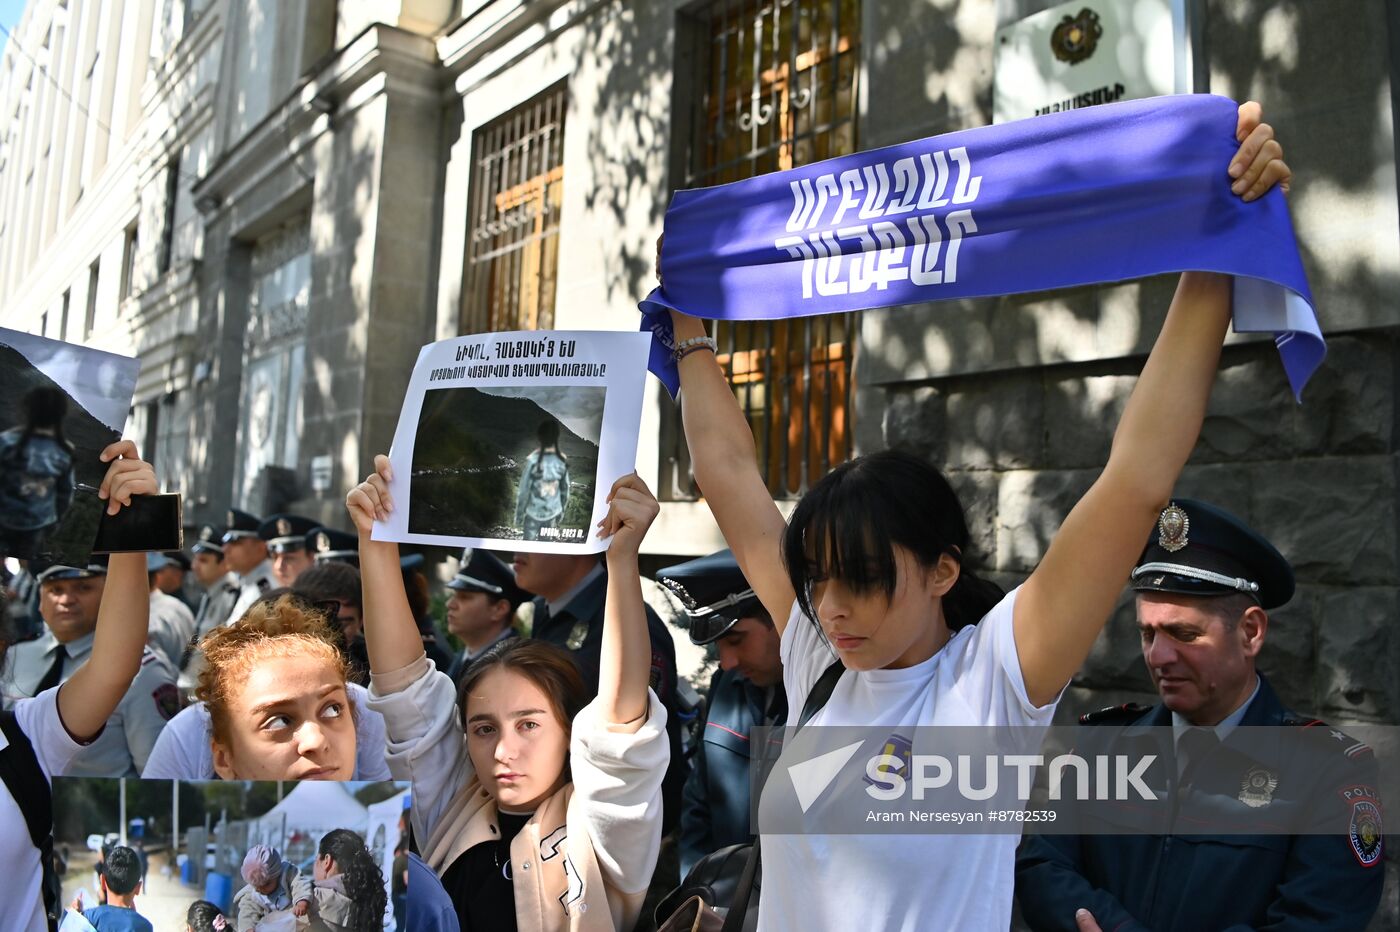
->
[783, 449, 1003, 633]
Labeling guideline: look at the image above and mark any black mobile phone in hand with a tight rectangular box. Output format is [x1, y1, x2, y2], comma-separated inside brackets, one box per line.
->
[90, 492, 184, 554]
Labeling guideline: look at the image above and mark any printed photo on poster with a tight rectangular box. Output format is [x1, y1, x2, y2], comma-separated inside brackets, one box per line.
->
[408, 385, 604, 544]
[375, 330, 651, 554]
[0, 328, 139, 566]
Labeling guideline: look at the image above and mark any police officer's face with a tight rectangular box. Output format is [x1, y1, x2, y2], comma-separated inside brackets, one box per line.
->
[1137, 593, 1266, 725]
[154, 565, 184, 594]
[192, 552, 227, 587]
[223, 538, 267, 575]
[715, 617, 784, 687]
[210, 654, 357, 781]
[446, 590, 510, 642]
[809, 546, 961, 671]
[512, 552, 594, 601]
[464, 667, 570, 812]
[271, 547, 314, 587]
[40, 577, 105, 642]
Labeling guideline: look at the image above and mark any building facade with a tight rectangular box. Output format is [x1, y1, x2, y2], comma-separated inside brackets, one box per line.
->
[2, 3, 1398, 912]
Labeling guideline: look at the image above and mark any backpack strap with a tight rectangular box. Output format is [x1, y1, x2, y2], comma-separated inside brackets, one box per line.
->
[798, 659, 846, 728]
[0, 710, 59, 931]
[721, 659, 845, 932]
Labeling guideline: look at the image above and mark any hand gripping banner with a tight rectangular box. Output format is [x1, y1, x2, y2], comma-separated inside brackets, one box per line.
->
[639, 94, 1322, 400]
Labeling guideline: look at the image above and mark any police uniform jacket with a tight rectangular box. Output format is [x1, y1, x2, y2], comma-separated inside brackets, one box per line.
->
[225, 559, 276, 627]
[445, 627, 518, 686]
[194, 571, 241, 641]
[182, 571, 242, 683]
[531, 569, 688, 831]
[1015, 675, 1384, 931]
[680, 668, 788, 876]
[2, 631, 178, 777]
[147, 590, 195, 673]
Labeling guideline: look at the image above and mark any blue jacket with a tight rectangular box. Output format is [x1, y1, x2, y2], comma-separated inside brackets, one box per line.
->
[680, 668, 787, 877]
[405, 853, 459, 932]
[0, 430, 73, 531]
[1015, 675, 1384, 931]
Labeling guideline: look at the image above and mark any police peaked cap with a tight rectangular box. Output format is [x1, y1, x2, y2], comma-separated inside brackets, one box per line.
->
[1132, 499, 1294, 610]
[221, 509, 262, 543]
[192, 524, 227, 555]
[310, 527, 360, 566]
[258, 514, 319, 553]
[447, 549, 526, 606]
[656, 549, 764, 645]
[35, 557, 110, 584]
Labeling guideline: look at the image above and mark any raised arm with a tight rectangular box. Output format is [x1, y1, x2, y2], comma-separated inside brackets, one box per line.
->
[1013, 102, 1291, 706]
[56, 441, 156, 741]
[595, 473, 660, 730]
[668, 310, 795, 629]
[346, 455, 425, 673]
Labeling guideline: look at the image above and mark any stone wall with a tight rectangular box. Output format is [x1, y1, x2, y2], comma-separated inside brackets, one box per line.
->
[861, 2, 1400, 923]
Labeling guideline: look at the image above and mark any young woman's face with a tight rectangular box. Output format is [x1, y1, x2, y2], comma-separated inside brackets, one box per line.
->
[211, 654, 357, 780]
[464, 667, 570, 811]
[807, 545, 958, 671]
[313, 853, 337, 883]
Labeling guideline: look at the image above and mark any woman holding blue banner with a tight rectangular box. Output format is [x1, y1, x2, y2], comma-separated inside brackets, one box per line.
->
[658, 101, 1291, 931]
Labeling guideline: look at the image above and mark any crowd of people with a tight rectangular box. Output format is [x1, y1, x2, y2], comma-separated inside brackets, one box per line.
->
[0, 101, 1387, 931]
[63, 833, 387, 932]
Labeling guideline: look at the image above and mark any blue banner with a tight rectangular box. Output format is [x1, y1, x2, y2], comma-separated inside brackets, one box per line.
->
[640, 95, 1322, 400]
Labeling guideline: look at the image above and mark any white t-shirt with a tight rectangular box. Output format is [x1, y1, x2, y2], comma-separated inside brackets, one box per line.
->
[140, 682, 391, 780]
[1, 687, 85, 932]
[758, 586, 1057, 932]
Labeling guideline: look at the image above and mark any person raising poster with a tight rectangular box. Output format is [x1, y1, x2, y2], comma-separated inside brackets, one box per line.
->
[657, 102, 1290, 931]
[348, 459, 669, 930]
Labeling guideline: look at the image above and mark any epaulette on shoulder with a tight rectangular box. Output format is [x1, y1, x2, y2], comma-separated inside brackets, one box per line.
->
[1282, 716, 1374, 762]
[1078, 703, 1151, 726]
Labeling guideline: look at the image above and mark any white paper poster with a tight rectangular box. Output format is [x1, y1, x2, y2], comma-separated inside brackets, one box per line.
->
[372, 330, 651, 553]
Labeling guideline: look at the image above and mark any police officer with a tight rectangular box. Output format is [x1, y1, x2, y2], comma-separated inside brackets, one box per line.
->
[2, 562, 178, 777]
[188, 525, 239, 643]
[220, 509, 275, 626]
[145, 552, 195, 672]
[260, 513, 319, 587]
[310, 526, 361, 568]
[443, 549, 524, 685]
[658, 549, 786, 876]
[151, 549, 197, 613]
[1015, 500, 1384, 931]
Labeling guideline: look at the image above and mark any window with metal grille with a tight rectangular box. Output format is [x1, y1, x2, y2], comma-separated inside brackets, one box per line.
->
[460, 82, 567, 334]
[668, 0, 861, 500]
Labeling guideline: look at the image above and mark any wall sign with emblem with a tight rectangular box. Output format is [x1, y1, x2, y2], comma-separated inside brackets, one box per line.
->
[993, 0, 1192, 124]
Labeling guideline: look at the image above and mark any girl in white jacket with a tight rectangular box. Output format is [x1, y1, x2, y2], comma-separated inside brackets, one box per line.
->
[347, 460, 668, 932]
